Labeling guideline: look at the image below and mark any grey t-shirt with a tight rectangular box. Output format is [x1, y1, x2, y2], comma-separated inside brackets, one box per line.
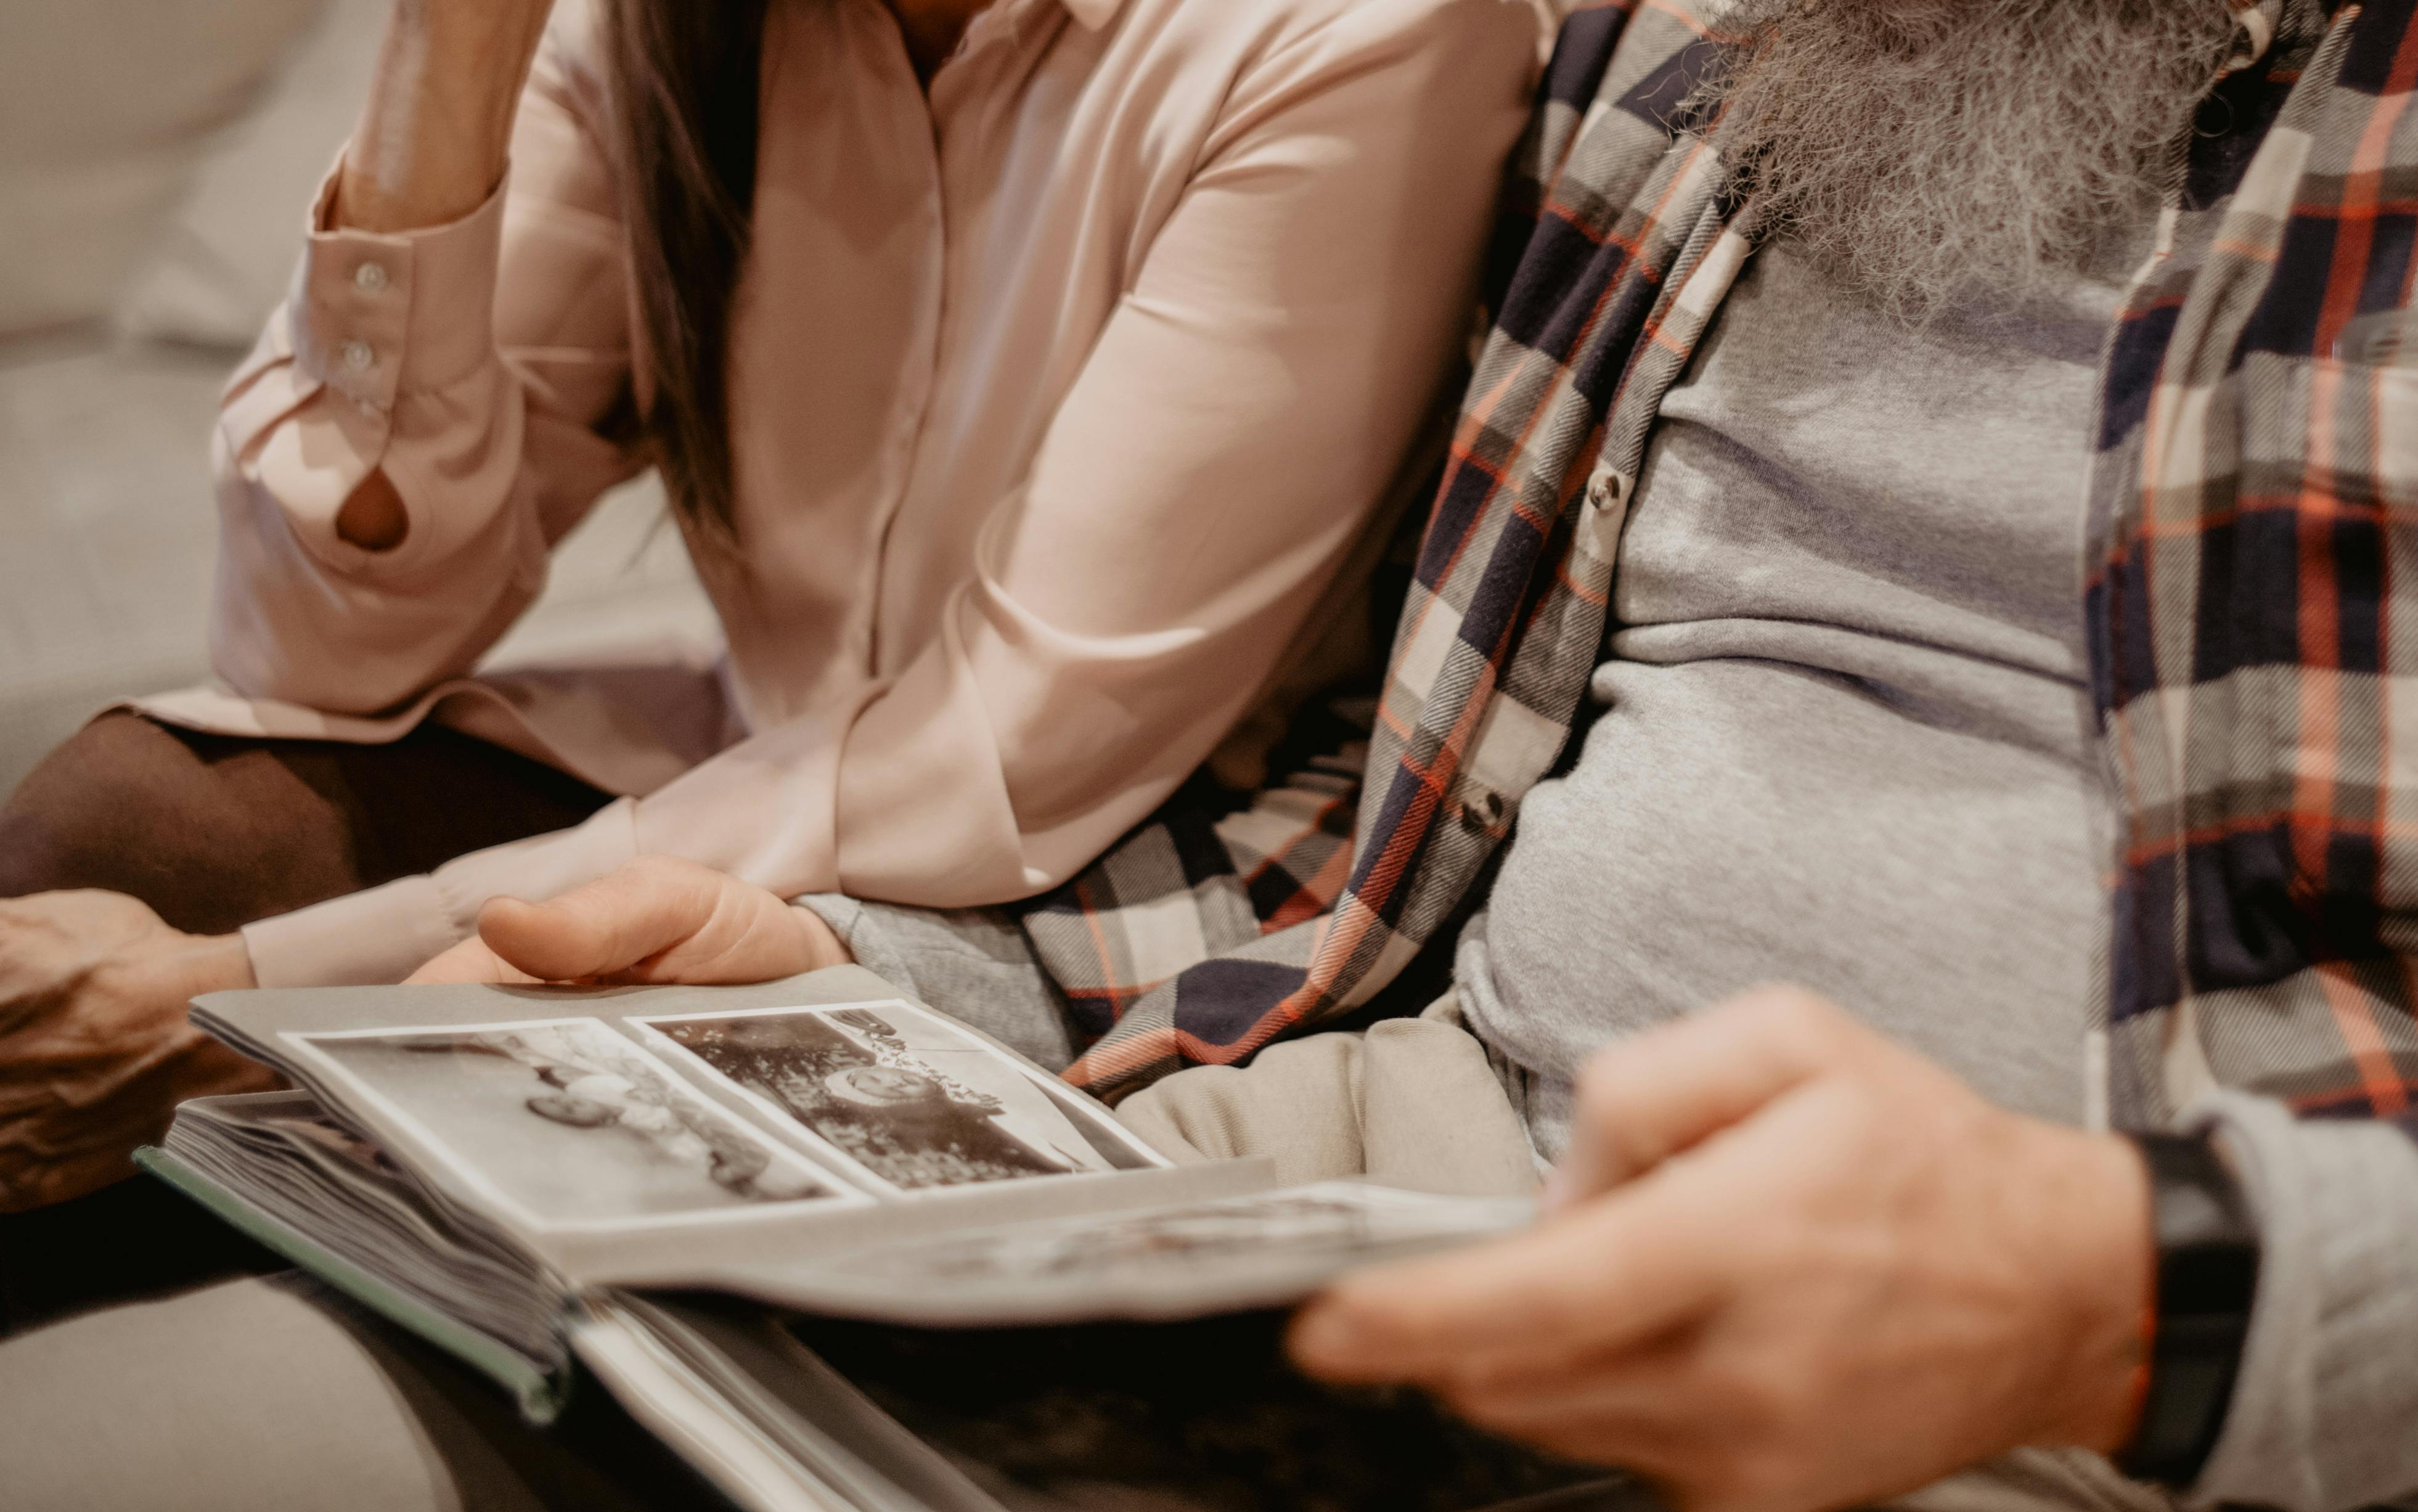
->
[1457, 242, 2121, 1159]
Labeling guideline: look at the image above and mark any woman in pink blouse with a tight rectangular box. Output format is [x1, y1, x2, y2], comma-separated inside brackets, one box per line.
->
[0, 0, 1537, 1248]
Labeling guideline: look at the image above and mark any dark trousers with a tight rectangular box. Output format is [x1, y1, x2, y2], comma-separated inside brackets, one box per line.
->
[0, 711, 612, 1332]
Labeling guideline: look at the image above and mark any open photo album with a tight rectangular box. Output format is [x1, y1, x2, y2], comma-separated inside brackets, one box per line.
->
[140, 966, 1559, 1512]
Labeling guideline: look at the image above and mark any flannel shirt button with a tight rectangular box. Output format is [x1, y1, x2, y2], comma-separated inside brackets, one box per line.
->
[340, 338, 374, 374]
[353, 261, 390, 293]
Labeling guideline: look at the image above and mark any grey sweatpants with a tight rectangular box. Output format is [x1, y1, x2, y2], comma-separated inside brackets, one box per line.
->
[0, 1009, 2167, 1512]
[0, 1271, 722, 1512]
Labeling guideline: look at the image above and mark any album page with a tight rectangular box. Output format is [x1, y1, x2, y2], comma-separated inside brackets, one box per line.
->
[190, 968, 1268, 1287]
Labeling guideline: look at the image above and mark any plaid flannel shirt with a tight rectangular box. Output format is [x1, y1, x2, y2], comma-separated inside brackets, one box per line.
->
[1035, 0, 2418, 1144]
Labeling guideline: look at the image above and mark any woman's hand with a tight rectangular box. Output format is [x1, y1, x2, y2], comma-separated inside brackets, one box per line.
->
[408, 856, 856, 987]
[0, 893, 272, 1212]
[337, 0, 559, 234]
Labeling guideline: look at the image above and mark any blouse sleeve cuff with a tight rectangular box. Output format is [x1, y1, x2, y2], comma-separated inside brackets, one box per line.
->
[238, 798, 642, 990]
[241, 875, 462, 989]
[287, 158, 510, 415]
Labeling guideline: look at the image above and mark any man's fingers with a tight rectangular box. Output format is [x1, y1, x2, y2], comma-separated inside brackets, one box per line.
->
[1427, 1345, 1717, 1482]
[1290, 1171, 1726, 1386]
[1548, 987, 1863, 1209]
[474, 859, 724, 983]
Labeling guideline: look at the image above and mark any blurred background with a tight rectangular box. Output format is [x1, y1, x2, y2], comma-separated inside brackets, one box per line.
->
[0, 0, 715, 795]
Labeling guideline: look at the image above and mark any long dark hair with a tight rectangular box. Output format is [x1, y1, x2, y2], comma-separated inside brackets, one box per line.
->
[602, 0, 770, 543]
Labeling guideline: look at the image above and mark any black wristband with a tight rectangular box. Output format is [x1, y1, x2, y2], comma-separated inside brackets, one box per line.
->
[2113, 1130, 2260, 1489]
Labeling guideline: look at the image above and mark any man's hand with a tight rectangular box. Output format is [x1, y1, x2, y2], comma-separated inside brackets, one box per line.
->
[0, 892, 270, 1212]
[1289, 989, 2153, 1512]
[409, 856, 854, 987]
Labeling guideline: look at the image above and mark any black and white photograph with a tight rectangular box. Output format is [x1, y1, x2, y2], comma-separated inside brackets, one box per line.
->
[631, 1002, 1164, 1195]
[288, 1019, 859, 1230]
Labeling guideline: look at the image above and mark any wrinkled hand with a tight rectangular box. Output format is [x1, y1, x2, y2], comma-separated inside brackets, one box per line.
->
[1289, 989, 2154, 1512]
[0, 891, 270, 1212]
[408, 855, 854, 987]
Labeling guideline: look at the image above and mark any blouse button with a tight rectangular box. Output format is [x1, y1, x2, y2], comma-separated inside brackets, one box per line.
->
[340, 338, 374, 373]
[353, 261, 389, 293]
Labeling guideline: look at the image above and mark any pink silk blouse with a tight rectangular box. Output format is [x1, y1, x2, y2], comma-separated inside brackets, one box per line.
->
[139, 0, 1541, 987]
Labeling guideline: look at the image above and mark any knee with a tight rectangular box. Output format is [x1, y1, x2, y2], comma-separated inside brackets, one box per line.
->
[0, 715, 197, 891]
[0, 1278, 447, 1512]
[0, 714, 341, 930]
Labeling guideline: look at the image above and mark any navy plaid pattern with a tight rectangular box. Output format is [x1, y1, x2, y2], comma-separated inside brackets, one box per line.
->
[1037, 0, 2418, 1145]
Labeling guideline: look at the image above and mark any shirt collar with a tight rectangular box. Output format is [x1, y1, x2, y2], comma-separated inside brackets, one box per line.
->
[1061, 0, 1125, 30]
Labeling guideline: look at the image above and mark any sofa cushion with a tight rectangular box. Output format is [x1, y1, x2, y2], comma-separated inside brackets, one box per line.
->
[121, 0, 386, 349]
[0, 0, 322, 337]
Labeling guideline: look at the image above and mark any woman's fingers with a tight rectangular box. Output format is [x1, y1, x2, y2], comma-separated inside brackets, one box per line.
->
[473, 857, 732, 983]
[461, 856, 852, 987]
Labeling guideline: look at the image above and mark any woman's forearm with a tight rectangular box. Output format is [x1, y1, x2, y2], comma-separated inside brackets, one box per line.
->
[336, 0, 557, 233]
[327, 0, 554, 547]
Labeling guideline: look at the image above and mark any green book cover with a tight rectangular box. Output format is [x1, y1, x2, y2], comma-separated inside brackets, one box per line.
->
[134, 1145, 573, 1424]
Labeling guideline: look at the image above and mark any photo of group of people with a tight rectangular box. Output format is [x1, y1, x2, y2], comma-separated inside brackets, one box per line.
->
[290, 1000, 1162, 1230]
[633, 1003, 1163, 1194]
[295, 1020, 852, 1230]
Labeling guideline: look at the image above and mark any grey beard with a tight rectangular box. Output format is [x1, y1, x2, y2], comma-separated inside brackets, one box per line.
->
[1693, 0, 2240, 320]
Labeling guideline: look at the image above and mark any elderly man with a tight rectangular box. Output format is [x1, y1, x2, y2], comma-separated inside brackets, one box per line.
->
[6, 0, 2418, 1508]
